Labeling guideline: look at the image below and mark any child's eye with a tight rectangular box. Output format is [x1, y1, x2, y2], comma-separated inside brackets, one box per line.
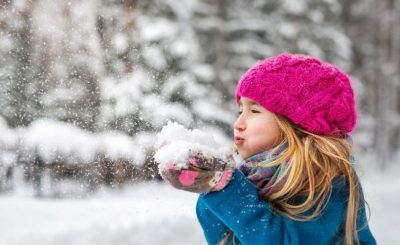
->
[238, 111, 243, 115]
[251, 110, 260, 113]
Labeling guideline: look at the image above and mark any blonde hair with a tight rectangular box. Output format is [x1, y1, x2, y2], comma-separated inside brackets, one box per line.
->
[221, 115, 365, 245]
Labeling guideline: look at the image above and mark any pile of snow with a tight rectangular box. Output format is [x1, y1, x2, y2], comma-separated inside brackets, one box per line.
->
[97, 131, 146, 164]
[154, 122, 232, 171]
[22, 119, 99, 164]
[20, 118, 152, 166]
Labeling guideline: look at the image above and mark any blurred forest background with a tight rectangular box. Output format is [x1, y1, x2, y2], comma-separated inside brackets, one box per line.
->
[0, 0, 399, 197]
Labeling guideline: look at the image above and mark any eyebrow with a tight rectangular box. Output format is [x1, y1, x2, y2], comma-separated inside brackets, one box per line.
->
[239, 100, 260, 106]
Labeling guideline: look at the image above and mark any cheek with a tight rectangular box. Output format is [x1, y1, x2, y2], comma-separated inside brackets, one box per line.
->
[251, 118, 278, 135]
[250, 119, 280, 148]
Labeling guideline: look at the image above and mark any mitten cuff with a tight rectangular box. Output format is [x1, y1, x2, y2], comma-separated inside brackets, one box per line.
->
[211, 169, 234, 191]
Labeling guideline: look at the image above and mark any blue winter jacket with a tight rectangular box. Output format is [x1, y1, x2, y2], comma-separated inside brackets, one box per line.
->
[196, 170, 376, 245]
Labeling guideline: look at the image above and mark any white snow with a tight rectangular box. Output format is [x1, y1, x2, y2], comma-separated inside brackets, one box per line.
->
[191, 64, 215, 83]
[42, 84, 87, 105]
[0, 152, 17, 167]
[192, 99, 236, 125]
[0, 117, 18, 150]
[155, 140, 219, 170]
[22, 119, 99, 164]
[0, 182, 205, 245]
[0, 34, 13, 53]
[97, 131, 145, 164]
[155, 121, 217, 149]
[31, 0, 65, 45]
[170, 39, 192, 57]
[111, 33, 129, 54]
[101, 76, 143, 117]
[282, 0, 307, 15]
[138, 18, 178, 42]
[278, 22, 298, 39]
[142, 46, 167, 71]
[154, 122, 231, 170]
[162, 0, 199, 19]
[360, 164, 400, 245]
[0, 166, 398, 245]
[19, 118, 149, 166]
[141, 95, 193, 128]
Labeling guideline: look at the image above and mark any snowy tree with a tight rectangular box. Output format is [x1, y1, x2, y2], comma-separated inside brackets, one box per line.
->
[188, 0, 352, 134]
[32, 0, 103, 131]
[213, 0, 351, 89]
[0, 0, 36, 127]
[97, 0, 235, 139]
[1, 0, 103, 131]
[339, 0, 400, 168]
[1, 0, 398, 181]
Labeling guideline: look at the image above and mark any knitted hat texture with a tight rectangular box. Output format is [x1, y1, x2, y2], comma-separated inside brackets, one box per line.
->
[235, 53, 357, 136]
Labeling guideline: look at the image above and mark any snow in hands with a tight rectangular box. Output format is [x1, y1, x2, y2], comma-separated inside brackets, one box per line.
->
[154, 121, 232, 172]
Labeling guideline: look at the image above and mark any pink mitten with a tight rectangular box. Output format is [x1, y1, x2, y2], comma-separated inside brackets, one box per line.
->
[159, 151, 235, 193]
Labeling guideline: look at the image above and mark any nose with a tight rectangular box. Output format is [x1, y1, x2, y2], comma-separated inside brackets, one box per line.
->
[234, 114, 246, 132]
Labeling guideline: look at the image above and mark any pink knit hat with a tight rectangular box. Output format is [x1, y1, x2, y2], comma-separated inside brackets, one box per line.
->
[235, 53, 357, 136]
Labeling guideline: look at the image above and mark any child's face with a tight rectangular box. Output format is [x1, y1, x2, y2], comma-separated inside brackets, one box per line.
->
[234, 97, 281, 159]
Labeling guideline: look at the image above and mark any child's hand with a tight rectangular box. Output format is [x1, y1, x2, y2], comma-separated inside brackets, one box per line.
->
[158, 150, 235, 193]
[154, 121, 235, 193]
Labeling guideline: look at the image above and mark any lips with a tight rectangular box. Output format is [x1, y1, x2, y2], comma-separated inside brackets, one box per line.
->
[234, 136, 244, 145]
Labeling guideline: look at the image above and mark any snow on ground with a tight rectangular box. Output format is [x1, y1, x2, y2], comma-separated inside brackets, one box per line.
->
[0, 165, 399, 245]
[0, 182, 205, 245]
[361, 164, 400, 245]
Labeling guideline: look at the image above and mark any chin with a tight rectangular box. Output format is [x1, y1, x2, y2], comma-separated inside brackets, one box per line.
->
[239, 152, 250, 159]
[241, 150, 263, 159]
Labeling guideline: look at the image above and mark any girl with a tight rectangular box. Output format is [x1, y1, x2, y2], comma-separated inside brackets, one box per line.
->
[157, 53, 376, 245]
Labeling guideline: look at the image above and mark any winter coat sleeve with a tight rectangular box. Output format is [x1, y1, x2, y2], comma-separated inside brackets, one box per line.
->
[196, 197, 230, 244]
[197, 169, 300, 245]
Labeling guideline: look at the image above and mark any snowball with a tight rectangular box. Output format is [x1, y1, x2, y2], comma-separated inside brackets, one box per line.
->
[155, 121, 218, 149]
[154, 122, 232, 172]
[154, 140, 220, 169]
